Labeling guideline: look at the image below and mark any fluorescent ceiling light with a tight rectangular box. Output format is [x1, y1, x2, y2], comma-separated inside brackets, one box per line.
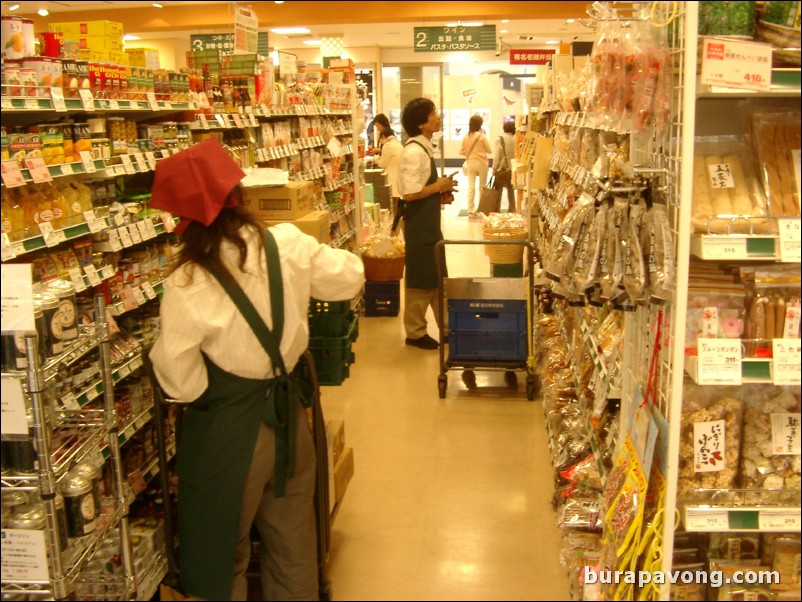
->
[565, 18, 576, 24]
[501, 19, 509, 23]
[8, 4, 20, 11]
[37, 8, 49, 16]
[270, 27, 311, 35]
[123, 34, 141, 41]
[152, 2, 163, 7]
[500, 29, 508, 34]
[445, 21, 484, 27]
[303, 39, 322, 45]
[546, 40, 559, 45]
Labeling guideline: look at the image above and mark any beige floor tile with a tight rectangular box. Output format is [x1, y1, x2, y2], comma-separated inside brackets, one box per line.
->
[321, 187, 569, 600]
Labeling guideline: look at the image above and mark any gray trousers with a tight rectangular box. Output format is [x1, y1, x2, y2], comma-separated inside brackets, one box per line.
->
[404, 286, 442, 339]
[230, 403, 318, 601]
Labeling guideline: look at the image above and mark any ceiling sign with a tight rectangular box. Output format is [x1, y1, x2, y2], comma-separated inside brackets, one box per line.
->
[510, 48, 556, 65]
[190, 33, 235, 52]
[413, 25, 496, 52]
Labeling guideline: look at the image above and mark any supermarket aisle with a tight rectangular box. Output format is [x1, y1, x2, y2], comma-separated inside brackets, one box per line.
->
[319, 193, 570, 601]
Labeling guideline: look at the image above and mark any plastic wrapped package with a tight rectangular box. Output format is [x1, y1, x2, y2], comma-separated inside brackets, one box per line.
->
[645, 202, 676, 304]
[560, 453, 604, 495]
[598, 197, 629, 301]
[709, 533, 761, 561]
[622, 201, 648, 305]
[685, 279, 747, 355]
[691, 137, 771, 233]
[769, 535, 802, 593]
[740, 387, 801, 490]
[545, 192, 596, 282]
[560, 497, 603, 530]
[572, 203, 606, 294]
[677, 387, 744, 499]
[749, 111, 801, 217]
[740, 267, 802, 354]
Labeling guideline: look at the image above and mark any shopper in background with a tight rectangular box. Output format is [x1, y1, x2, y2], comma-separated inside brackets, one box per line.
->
[366, 113, 391, 155]
[459, 114, 492, 217]
[397, 97, 457, 350]
[375, 126, 403, 223]
[148, 140, 364, 601]
[492, 120, 517, 212]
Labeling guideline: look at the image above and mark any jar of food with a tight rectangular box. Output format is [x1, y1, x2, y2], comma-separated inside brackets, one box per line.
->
[47, 279, 78, 343]
[36, 290, 62, 357]
[86, 116, 107, 139]
[70, 462, 102, 520]
[90, 137, 110, 162]
[1, 490, 29, 522]
[106, 117, 127, 156]
[162, 121, 178, 140]
[61, 471, 97, 538]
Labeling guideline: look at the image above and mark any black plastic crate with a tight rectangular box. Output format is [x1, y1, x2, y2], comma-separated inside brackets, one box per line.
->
[364, 280, 400, 317]
[308, 313, 358, 386]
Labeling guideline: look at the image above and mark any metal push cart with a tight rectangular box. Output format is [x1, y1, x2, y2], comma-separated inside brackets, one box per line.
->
[435, 239, 537, 401]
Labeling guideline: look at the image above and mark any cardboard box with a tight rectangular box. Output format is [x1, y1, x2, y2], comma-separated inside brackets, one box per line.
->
[72, 34, 124, 51]
[327, 420, 346, 468]
[263, 210, 330, 245]
[125, 48, 160, 70]
[241, 181, 314, 220]
[333, 446, 354, 505]
[49, 20, 124, 38]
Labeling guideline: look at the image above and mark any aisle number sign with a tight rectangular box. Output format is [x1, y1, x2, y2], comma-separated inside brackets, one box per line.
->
[701, 37, 773, 92]
[413, 25, 496, 52]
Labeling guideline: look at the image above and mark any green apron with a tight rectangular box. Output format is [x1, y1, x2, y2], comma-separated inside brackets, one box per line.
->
[176, 228, 314, 601]
[403, 140, 447, 289]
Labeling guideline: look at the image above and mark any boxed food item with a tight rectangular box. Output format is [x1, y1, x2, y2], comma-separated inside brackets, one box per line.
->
[125, 48, 160, 70]
[49, 20, 124, 38]
[263, 210, 330, 244]
[241, 181, 314, 220]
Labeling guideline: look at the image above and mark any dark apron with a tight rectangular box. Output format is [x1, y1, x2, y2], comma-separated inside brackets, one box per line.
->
[403, 140, 446, 289]
[176, 229, 314, 600]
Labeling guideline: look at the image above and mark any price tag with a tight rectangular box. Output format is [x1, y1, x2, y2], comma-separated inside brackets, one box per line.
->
[771, 412, 802, 455]
[199, 113, 210, 130]
[232, 113, 244, 129]
[133, 152, 148, 172]
[105, 228, 122, 252]
[1, 233, 17, 261]
[68, 267, 88, 292]
[24, 157, 53, 183]
[132, 287, 147, 306]
[120, 287, 139, 312]
[1, 159, 27, 188]
[759, 510, 801, 531]
[701, 37, 773, 92]
[198, 91, 210, 109]
[686, 509, 729, 531]
[145, 151, 157, 170]
[163, 100, 173, 110]
[127, 223, 143, 245]
[260, 103, 270, 116]
[144, 219, 158, 239]
[141, 282, 157, 300]
[120, 154, 136, 174]
[106, 309, 120, 334]
[24, 97, 40, 110]
[702, 236, 748, 260]
[1, 97, 13, 110]
[136, 220, 152, 240]
[100, 265, 116, 280]
[79, 151, 97, 173]
[697, 338, 742, 385]
[108, 99, 120, 110]
[161, 212, 176, 233]
[60, 162, 74, 176]
[38, 221, 66, 247]
[118, 226, 134, 248]
[256, 148, 266, 162]
[778, 218, 801, 263]
[85, 385, 100, 402]
[213, 114, 225, 128]
[249, 112, 259, 127]
[84, 264, 102, 287]
[82, 210, 100, 233]
[50, 86, 67, 112]
[60, 391, 82, 411]
[146, 91, 159, 111]
[79, 88, 95, 111]
[128, 469, 147, 496]
[773, 339, 802, 386]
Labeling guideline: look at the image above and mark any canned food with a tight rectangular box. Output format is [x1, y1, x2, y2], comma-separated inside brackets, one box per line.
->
[6, 502, 46, 530]
[2, 59, 22, 96]
[73, 121, 92, 157]
[20, 18, 35, 58]
[70, 462, 102, 520]
[39, 122, 65, 165]
[1, 490, 29, 514]
[87, 117, 107, 138]
[36, 290, 63, 357]
[1, 16, 25, 60]
[19, 67, 37, 97]
[47, 279, 78, 342]
[61, 471, 97, 537]
[91, 138, 110, 161]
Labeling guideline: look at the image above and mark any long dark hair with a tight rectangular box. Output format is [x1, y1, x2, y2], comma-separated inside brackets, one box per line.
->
[172, 190, 265, 285]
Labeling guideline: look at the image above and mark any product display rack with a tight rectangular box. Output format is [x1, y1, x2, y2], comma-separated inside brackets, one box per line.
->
[533, 2, 800, 600]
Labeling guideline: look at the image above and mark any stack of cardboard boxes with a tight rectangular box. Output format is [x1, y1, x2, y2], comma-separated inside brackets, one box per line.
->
[48, 20, 127, 66]
[364, 168, 392, 211]
[240, 180, 331, 244]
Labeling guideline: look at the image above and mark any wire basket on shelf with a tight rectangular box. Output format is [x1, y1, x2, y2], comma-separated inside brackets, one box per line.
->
[482, 227, 528, 264]
[362, 254, 405, 281]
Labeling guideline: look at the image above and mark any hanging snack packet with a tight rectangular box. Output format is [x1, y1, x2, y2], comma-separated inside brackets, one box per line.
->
[599, 196, 629, 301]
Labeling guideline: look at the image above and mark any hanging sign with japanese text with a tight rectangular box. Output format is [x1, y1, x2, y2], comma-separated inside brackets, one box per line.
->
[413, 25, 496, 52]
[509, 48, 556, 65]
[234, 5, 258, 54]
[190, 33, 235, 53]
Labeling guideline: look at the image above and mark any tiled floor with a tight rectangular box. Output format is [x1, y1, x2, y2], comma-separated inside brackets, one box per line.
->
[319, 181, 570, 601]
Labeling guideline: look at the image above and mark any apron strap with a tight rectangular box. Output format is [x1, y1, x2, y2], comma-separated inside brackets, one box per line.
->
[205, 227, 313, 497]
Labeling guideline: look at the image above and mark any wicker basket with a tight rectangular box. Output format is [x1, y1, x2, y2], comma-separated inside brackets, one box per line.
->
[362, 254, 406, 281]
[483, 227, 528, 264]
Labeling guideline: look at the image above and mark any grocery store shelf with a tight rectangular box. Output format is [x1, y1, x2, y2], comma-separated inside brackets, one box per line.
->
[685, 354, 774, 384]
[690, 234, 778, 261]
[682, 489, 801, 532]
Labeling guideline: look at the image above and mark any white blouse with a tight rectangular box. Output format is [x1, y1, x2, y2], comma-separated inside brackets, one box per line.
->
[149, 223, 365, 402]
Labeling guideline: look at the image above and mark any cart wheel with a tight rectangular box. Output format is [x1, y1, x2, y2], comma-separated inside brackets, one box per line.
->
[438, 375, 447, 398]
[526, 377, 536, 401]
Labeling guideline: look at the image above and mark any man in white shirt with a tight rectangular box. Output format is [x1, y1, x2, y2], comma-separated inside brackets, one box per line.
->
[375, 127, 403, 221]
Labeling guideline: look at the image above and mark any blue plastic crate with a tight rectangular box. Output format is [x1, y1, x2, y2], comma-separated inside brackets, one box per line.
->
[448, 331, 527, 362]
[364, 280, 400, 317]
[448, 299, 526, 333]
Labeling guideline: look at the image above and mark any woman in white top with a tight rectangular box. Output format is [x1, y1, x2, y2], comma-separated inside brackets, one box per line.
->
[459, 114, 492, 216]
[375, 127, 403, 218]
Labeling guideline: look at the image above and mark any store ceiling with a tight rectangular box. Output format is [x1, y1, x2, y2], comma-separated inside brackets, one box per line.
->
[6, 1, 596, 49]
